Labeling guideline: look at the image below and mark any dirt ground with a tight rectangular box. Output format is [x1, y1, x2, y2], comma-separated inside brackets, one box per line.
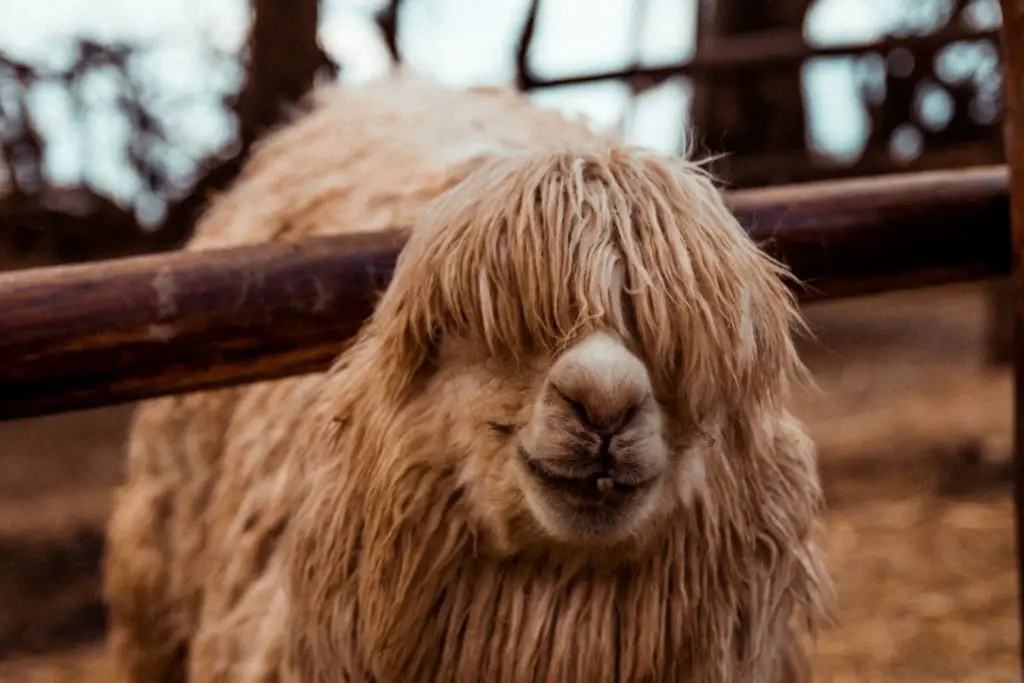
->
[0, 282, 1019, 682]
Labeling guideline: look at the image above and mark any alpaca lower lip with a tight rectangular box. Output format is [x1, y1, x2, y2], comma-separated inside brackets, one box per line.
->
[522, 454, 653, 506]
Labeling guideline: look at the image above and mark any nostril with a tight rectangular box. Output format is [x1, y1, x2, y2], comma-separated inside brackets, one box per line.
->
[550, 385, 593, 425]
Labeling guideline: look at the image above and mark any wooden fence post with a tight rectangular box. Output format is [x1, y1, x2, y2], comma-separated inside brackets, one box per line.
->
[999, 0, 1024, 666]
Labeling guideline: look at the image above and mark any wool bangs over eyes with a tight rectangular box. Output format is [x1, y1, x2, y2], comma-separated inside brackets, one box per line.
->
[381, 146, 805, 410]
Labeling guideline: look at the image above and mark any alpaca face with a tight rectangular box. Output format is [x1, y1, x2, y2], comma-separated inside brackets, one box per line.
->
[513, 333, 672, 545]
[375, 148, 804, 553]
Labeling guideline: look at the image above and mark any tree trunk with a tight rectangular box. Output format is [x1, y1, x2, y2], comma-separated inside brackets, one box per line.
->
[156, 0, 334, 251]
[690, 0, 813, 188]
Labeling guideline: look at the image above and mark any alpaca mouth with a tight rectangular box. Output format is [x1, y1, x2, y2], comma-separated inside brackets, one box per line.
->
[520, 449, 654, 507]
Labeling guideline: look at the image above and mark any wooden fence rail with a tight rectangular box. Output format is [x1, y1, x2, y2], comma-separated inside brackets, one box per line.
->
[0, 165, 1011, 421]
[521, 24, 999, 89]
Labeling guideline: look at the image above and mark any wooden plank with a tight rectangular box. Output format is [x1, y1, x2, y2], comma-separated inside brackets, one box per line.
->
[998, 0, 1024, 669]
[0, 166, 1012, 421]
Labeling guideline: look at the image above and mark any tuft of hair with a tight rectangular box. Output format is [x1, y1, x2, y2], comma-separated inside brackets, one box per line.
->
[367, 145, 810, 415]
[103, 70, 831, 683]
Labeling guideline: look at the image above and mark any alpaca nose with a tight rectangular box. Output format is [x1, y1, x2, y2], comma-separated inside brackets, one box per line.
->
[546, 333, 652, 439]
[554, 386, 640, 438]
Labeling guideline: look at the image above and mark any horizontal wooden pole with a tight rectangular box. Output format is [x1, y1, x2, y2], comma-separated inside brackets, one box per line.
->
[0, 166, 1011, 421]
[0, 231, 405, 421]
[730, 165, 1011, 300]
[523, 25, 998, 88]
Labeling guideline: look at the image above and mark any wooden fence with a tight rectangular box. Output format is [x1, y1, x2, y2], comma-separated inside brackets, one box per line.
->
[0, 166, 1010, 420]
[0, 0, 1023, 669]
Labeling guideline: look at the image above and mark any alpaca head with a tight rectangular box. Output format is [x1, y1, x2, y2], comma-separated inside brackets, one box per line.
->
[334, 146, 808, 556]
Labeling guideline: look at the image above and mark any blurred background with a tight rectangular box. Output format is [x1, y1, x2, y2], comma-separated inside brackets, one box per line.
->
[0, 1, 1017, 681]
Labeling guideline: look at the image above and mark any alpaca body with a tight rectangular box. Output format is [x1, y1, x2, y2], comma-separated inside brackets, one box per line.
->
[104, 73, 829, 683]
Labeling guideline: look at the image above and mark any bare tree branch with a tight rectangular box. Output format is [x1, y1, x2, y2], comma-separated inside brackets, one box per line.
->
[375, 0, 404, 64]
[0, 0, 338, 265]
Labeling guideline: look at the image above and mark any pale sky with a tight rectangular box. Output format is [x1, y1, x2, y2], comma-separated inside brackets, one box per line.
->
[0, 0, 1004, 211]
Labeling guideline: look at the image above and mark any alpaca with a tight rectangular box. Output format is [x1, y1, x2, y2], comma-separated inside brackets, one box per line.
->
[103, 72, 831, 683]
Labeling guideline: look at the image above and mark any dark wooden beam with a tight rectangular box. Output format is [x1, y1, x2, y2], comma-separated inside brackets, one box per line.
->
[521, 25, 998, 90]
[0, 166, 1012, 421]
[997, 0, 1024, 670]
[0, 230, 405, 420]
[730, 165, 1010, 300]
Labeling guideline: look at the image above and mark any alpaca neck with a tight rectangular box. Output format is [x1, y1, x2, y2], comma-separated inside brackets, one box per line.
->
[358, 518, 787, 683]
